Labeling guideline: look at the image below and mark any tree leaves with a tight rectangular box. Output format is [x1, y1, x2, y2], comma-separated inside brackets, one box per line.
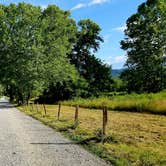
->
[69, 19, 112, 96]
[0, 3, 78, 104]
[121, 0, 166, 93]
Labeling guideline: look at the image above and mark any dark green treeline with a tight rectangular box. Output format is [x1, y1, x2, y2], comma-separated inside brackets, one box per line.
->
[0, 3, 112, 104]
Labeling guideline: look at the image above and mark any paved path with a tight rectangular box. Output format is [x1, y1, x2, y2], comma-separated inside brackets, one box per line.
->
[0, 98, 110, 166]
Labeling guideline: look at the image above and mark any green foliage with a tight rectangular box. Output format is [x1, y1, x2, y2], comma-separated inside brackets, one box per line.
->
[0, 3, 45, 103]
[38, 77, 88, 103]
[0, 84, 4, 96]
[69, 19, 113, 96]
[41, 5, 78, 85]
[0, 3, 79, 104]
[121, 0, 166, 93]
[112, 77, 126, 92]
[40, 19, 113, 102]
[0, 3, 113, 103]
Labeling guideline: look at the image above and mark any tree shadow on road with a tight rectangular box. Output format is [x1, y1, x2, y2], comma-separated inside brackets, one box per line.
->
[30, 137, 99, 146]
[0, 102, 13, 109]
[30, 142, 76, 145]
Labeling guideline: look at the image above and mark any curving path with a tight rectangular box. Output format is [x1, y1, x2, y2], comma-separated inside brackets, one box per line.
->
[0, 98, 110, 166]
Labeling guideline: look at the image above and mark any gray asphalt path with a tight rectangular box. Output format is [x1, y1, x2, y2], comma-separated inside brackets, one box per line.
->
[0, 98, 110, 166]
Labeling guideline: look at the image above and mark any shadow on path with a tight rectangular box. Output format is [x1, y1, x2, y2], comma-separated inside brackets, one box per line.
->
[30, 142, 76, 145]
[0, 102, 13, 109]
[30, 137, 99, 146]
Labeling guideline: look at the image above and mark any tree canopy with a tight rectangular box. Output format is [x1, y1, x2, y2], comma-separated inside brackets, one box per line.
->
[0, 3, 113, 103]
[0, 3, 79, 104]
[121, 0, 166, 93]
[69, 19, 113, 96]
[39, 19, 113, 102]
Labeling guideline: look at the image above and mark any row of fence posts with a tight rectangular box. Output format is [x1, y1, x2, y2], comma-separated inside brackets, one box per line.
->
[26, 102, 108, 142]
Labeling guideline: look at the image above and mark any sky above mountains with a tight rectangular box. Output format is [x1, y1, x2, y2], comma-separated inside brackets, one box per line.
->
[0, 0, 145, 69]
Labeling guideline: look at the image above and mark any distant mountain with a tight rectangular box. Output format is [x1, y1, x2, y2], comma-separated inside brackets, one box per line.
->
[112, 69, 124, 77]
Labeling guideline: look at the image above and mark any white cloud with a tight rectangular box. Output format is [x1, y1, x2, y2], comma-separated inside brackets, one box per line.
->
[71, 3, 86, 10]
[88, 0, 109, 6]
[71, 0, 109, 11]
[112, 25, 126, 32]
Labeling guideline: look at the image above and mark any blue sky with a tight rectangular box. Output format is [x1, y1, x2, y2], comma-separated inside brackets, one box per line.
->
[0, 0, 146, 69]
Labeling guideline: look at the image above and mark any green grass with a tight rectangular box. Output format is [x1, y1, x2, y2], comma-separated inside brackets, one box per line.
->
[18, 104, 166, 166]
[62, 91, 166, 115]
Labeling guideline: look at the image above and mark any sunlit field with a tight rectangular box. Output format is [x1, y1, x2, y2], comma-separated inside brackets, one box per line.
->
[62, 91, 166, 115]
[19, 104, 166, 165]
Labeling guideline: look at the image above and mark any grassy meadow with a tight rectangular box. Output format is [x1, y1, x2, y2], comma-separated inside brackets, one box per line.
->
[18, 103, 166, 166]
[62, 91, 166, 115]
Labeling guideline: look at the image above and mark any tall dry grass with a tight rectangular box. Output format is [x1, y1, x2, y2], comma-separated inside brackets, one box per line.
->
[62, 91, 166, 114]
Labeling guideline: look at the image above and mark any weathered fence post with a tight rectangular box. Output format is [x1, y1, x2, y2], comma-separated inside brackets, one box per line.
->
[30, 103, 33, 112]
[75, 105, 79, 122]
[28, 103, 31, 112]
[43, 103, 47, 115]
[36, 102, 39, 113]
[58, 103, 61, 120]
[26, 103, 29, 112]
[102, 106, 108, 143]
[32, 103, 35, 112]
[23, 104, 26, 112]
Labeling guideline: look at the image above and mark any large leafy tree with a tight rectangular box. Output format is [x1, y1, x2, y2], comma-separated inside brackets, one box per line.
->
[0, 3, 79, 104]
[39, 19, 112, 101]
[121, 0, 166, 93]
[41, 5, 78, 85]
[37, 6, 87, 103]
[69, 19, 113, 96]
[0, 3, 44, 103]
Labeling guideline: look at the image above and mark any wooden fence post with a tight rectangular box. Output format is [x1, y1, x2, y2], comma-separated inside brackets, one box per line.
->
[33, 103, 35, 112]
[36, 102, 39, 113]
[26, 104, 29, 112]
[58, 103, 61, 120]
[102, 106, 108, 143]
[28, 103, 31, 112]
[23, 104, 26, 112]
[75, 105, 79, 122]
[43, 103, 47, 115]
[30, 103, 33, 112]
